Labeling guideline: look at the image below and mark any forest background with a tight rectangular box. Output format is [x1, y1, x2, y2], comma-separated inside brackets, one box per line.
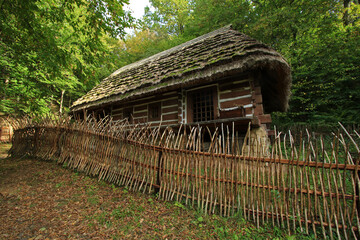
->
[1, 0, 359, 128]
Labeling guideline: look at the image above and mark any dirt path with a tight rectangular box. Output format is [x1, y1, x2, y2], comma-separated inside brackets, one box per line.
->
[0, 144, 285, 240]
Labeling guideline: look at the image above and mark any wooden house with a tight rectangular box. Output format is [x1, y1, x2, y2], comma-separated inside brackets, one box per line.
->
[71, 25, 291, 135]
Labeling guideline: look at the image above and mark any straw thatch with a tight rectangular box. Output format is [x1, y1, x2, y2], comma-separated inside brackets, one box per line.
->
[71, 25, 291, 113]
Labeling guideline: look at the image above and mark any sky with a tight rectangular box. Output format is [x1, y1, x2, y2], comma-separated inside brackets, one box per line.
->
[125, 0, 151, 19]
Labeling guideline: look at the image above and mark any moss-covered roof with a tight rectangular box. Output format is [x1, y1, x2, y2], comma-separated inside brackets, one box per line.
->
[71, 25, 291, 112]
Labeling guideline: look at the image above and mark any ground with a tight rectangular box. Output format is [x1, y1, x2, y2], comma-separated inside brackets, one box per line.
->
[0, 143, 298, 240]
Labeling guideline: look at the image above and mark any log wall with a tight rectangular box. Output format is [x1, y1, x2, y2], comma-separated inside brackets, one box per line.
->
[111, 91, 179, 126]
[87, 72, 271, 129]
[218, 74, 253, 118]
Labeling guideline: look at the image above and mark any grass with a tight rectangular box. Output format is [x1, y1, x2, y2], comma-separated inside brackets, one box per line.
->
[0, 143, 311, 239]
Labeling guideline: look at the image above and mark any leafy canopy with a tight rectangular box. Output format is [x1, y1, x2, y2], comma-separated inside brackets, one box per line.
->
[0, 0, 133, 116]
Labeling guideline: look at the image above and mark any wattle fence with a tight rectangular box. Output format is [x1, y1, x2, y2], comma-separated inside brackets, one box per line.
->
[9, 117, 360, 238]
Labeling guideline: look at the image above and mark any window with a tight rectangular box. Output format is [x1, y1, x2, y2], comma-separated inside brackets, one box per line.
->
[187, 87, 217, 123]
[148, 103, 161, 121]
[123, 107, 133, 122]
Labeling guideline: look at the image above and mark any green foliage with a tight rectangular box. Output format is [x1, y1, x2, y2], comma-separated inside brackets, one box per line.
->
[0, 0, 133, 116]
[174, 201, 186, 210]
[147, 0, 192, 35]
[250, 0, 360, 126]
[184, 0, 252, 37]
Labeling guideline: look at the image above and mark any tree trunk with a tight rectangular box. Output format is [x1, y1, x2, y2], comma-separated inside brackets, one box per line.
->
[59, 89, 65, 115]
[343, 0, 351, 26]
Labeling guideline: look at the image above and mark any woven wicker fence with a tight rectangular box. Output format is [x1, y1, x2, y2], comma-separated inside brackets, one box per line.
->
[9, 118, 360, 238]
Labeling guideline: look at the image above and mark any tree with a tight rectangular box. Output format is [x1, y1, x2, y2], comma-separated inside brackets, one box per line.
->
[244, 0, 360, 125]
[146, 0, 193, 35]
[184, 0, 252, 37]
[0, 0, 133, 116]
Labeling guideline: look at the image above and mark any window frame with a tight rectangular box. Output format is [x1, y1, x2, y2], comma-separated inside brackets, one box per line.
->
[148, 102, 161, 121]
[187, 86, 218, 123]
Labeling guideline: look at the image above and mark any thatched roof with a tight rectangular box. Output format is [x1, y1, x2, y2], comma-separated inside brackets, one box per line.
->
[0, 114, 10, 127]
[71, 25, 291, 112]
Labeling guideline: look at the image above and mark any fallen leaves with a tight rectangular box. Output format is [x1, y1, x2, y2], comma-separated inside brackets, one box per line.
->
[1, 144, 283, 239]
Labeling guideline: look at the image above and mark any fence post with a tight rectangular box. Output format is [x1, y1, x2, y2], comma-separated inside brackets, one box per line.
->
[32, 127, 39, 157]
[155, 150, 163, 194]
[55, 127, 65, 158]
